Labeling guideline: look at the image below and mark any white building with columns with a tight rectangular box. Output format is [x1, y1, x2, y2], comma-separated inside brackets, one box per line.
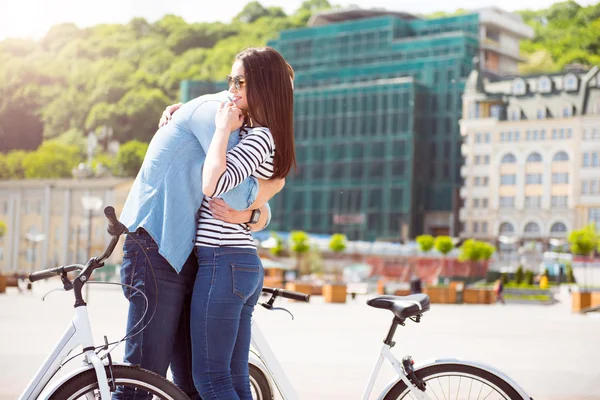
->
[0, 179, 132, 274]
[459, 63, 600, 243]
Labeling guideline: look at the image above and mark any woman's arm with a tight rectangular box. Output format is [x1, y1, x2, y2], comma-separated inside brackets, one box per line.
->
[203, 127, 274, 197]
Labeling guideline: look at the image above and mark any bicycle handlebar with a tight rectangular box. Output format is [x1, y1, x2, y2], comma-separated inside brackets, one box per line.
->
[29, 265, 83, 283]
[262, 287, 310, 302]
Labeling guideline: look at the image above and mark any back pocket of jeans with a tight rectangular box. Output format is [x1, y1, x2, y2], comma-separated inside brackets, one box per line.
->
[231, 263, 261, 301]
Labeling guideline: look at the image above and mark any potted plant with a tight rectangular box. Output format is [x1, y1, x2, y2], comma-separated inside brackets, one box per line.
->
[322, 234, 347, 303]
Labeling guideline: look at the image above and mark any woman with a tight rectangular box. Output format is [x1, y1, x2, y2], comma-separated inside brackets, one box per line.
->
[191, 47, 296, 400]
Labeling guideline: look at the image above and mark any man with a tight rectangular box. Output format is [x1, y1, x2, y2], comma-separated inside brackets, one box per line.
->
[114, 91, 283, 399]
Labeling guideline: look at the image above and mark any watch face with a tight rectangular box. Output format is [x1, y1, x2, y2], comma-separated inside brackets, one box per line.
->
[252, 209, 261, 223]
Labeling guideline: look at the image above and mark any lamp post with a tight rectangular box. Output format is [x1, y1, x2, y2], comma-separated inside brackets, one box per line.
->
[81, 194, 103, 302]
[25, 232, 46, 274]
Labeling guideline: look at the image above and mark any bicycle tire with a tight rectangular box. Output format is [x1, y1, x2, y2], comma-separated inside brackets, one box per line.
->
[383, 363, 525, 400]
[249, 364, 273, 400]
[49, 364, 189, 400]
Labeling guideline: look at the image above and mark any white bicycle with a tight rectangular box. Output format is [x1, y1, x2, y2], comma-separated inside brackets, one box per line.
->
[248, 289, 534, 400]
[18, 206, 188, 400]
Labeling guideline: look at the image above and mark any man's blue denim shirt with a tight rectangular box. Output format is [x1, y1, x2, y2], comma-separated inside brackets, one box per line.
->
[120, 91, 270, 273]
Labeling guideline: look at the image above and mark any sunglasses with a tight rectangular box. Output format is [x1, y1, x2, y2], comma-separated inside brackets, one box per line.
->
[226, 75, 246, 90]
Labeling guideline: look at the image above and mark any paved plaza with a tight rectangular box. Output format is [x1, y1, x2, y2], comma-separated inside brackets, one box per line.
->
[1, 281, 599, 400]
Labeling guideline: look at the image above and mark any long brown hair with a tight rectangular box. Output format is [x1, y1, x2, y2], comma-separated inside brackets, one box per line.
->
[236, 47, 296, 179]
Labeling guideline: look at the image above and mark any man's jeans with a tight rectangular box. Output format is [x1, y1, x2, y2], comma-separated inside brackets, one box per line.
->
[112, 229, 199, 399]
[191, 247, 264, 400]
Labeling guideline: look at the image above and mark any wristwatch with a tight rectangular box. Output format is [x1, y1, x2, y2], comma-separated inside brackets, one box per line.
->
[247, 209, 261, 225]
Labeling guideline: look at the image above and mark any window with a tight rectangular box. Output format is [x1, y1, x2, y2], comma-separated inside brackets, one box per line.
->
[473, 198, 480, 208]
[499, 197, 515, 208]
[582, 181, 589, 194]
[515, 130, 520, 141]
[484, 132, 491, 143]
[475, 133, 482, 143]
[564, 74, 578, 91]
[482, 198, 489, 208]
[499, 222, 515, 234]
[501, 153, 517, 163]
[592, 180, 598, 194]
[484, 155, 490, 164]
[526, 174, 542, 185]
[551, 196, 568, 209]
[550, 222, 567, 234]
[500, 174, 517, 185]
[526, 152, 542, 162]
[483, 177, 489, 186]
[524, 222, 541, 234]
[474, 177, 481, 186]
[589, 208, 600, 227]
[473, 222, 479, 233]
[537, 109, 546, 119]
[583, 153, 590, 167]
[552, 129, 557, 139]
[552, 151, 569, 162]
[525, 196, 541, 208]
[593, 152, 599, 167]
[512, 78, 526, 95]
[539, 77, 551, 93]
[474, 155, 481, 165]
[552, 173, 569, 184]
[563, 106, 572, 118]
[482, 222, 488, 233]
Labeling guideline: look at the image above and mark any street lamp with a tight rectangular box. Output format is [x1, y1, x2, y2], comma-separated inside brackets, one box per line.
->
[24, 232, 46, 274]
[81, 194, 103, 302]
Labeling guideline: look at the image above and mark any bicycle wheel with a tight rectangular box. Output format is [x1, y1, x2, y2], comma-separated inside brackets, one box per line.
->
[49, 365, 189, 400]
[383, 363, 526, 400]
[249, 364, 273, 400]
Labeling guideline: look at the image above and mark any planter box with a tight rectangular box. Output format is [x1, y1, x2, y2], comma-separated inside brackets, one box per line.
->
[424, 286, 457, 304]
[463, 289, 494, 304]
[592, 292, 600, 308]
[393, 289, 411, 296]
[572, 291, 592, 312]
[263, 275, 283, 289]
[0, 275, 6, 294]
[322, 284, 347, 303]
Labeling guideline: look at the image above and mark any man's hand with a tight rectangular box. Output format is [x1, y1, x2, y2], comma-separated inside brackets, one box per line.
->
[248, 178, 285, 209]
[209, 198, 252, 224]
[158, 102, 183, 128]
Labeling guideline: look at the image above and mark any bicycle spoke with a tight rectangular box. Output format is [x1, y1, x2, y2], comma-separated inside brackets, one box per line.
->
[427, 380, 441, 400]
[437, 377, 447, 400]
[455, 376, 461, 400]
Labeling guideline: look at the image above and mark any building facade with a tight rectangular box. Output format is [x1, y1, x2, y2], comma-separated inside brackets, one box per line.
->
[459, 64, 600, 243]
[182, 7, 532, 241]
[0, 179, 132, 274]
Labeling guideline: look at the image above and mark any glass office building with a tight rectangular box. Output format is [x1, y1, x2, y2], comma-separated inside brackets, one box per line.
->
[183, 11, 480, 241]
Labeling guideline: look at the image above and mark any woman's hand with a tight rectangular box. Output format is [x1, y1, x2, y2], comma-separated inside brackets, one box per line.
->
[158, 102, 183, 128]
[215, 102, 244, 132]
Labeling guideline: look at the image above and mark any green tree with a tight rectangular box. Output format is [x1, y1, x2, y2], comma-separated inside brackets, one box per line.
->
[269, 232, 285, 257]
[515, 265, 524, 285]
[2, 151, 27, 179]
[115, 140, 148, 177]
[434, 235, 454, 277]
[568, 224, 598, 291]
[416, 235, 435, 253]
[22, 142, 83, 178]
[0, 220, 6, 237]
[459, 239, 495, 276]
[525, 270, 534, 286]
[235, 1, 271, 24]
[329, 233, 347, 282]
[290, 231, 310, 277]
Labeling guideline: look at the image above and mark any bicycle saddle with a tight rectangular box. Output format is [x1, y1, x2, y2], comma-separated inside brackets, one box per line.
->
[367, 294, 430, 319]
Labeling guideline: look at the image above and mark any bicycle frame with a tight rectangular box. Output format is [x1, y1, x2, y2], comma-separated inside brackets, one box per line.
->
[18, 306, 112, 400]
[250, 320, 428, 400]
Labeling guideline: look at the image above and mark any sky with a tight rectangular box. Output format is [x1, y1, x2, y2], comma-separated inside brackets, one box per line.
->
[0, 0, 598, 41]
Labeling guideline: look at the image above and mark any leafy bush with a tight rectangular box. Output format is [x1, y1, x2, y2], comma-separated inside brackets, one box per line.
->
[515, 266, 524, 284]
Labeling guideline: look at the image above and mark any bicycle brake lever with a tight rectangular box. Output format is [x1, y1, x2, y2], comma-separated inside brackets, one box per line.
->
[42, 287, 66, 301]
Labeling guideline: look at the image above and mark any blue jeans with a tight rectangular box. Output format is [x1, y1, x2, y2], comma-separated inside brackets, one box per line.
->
[191, 247, 264, 400]
[113, 230, 200, 399]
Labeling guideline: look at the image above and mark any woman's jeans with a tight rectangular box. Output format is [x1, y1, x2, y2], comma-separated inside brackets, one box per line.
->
[191, 247, 264, 400]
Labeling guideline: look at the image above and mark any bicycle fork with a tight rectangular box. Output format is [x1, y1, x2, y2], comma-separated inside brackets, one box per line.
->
[362, 344, 430, 400]
[74, 306, 111, 399]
